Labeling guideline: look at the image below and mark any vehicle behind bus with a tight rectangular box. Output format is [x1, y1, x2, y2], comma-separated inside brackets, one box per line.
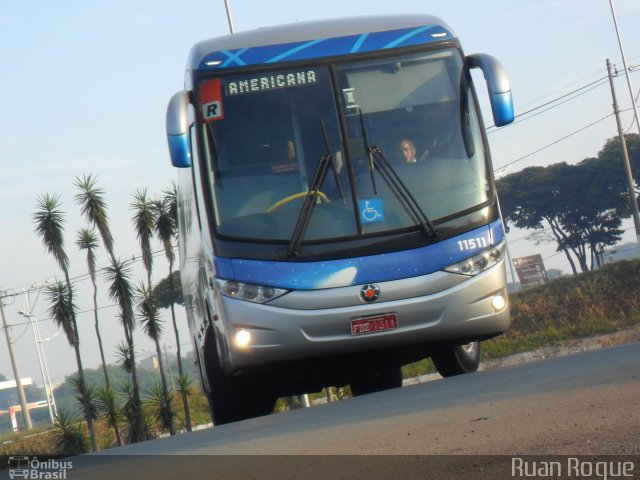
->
[166, 14, 514, 424]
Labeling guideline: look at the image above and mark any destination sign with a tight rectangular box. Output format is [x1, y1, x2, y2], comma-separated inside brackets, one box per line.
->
[226, 70, 318, 96]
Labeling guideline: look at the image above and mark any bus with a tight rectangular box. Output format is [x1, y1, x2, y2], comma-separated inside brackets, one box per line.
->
[166, 14, 514, 424]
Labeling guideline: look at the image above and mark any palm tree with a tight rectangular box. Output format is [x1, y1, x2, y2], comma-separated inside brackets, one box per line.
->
[96, 385, 123, 447]
[76, 228, 111, 389]
[175, 374, 194, 430]
[131, 188, 155, 286]
[45, 282, 98, 451]
[103, 258, 146, 442]
[135, 281, 175, 435]
[153, 185, 192, 431]
[114, 341, 135, 373]
[74, 173, 116, 263]
[145, 382, 174, 433]
[34, 193, 98, 452]
[116, 377, 151, 444]
[50, 411, 90, 455]
[69, 376, 99, 422]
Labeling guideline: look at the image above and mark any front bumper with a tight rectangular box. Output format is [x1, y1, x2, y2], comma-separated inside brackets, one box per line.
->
[217, 261, 510, 372]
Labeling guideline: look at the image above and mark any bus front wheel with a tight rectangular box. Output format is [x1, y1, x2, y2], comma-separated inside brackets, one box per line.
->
[204, 331, 276, 425]
[431, 341, 481, 378]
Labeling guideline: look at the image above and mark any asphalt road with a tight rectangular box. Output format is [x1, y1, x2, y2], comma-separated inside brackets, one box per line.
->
[69, 342, 639, 479]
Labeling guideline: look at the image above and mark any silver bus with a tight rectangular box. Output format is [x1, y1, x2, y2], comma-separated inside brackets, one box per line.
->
[166, 14, 514, 424]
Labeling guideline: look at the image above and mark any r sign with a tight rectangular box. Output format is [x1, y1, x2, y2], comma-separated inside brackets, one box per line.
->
[200, 78, 224, 122]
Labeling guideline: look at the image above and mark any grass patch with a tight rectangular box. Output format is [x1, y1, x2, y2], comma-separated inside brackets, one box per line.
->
[406, 259, 640, 369]
[485, 259, 640, 360]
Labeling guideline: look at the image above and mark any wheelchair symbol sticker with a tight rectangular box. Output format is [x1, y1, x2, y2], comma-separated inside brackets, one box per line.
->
[359, 198, 385, 224]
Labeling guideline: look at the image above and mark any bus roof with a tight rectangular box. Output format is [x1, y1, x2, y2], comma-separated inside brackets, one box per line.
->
[188, 14, 457, 72]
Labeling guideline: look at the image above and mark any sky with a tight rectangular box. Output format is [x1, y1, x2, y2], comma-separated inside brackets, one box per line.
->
[1, 0, 640, 396]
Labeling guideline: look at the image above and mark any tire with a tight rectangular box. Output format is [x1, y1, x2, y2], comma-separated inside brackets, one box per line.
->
[431, 341, 481, 378]
[350, 366, 403, 397]
[204, 330, 276, 425]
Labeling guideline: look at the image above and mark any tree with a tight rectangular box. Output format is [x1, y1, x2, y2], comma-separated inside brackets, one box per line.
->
[144, 382, 175, 433]
[69, 376, 99, 422]
[131, 188, 176, 435]
[135, 282, 175, 435]
[153, 270, 183, 308]
[131, 188, 156, 286]
[153, 185, 192, 431]
[33, 194, 98, 452]
[103, 258, 146, 442]
[74, 174, 117, 263]
[116, 377, 152, 444]
[76, 228, 111, 390]
[49, 411, 90, 455]
[597, 134, 640, 214]
[499, 163, 580, 273]
[96, 385, 123, 447]
[598, 134, 640, 178]
[497, 157, 625, 274]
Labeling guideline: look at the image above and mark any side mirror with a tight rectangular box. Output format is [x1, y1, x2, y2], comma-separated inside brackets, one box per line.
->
[467, 54, 514, 127]
[166, 91, 192, 168]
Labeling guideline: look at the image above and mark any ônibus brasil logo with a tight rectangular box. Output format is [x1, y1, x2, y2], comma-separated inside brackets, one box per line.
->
[8, 456, 73, 479]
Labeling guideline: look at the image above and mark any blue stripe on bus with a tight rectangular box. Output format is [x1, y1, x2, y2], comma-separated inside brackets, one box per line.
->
[350, 33, 368, 53]
[213, 220, 504, 290]
[199, 25, 452, 70]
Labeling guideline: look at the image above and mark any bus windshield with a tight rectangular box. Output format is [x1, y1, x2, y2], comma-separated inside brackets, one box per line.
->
[199, 47, 490, 244]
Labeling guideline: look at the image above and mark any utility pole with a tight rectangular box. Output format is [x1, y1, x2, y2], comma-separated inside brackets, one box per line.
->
[609, 0, 640, 136]
[0, 290, 33, 430]
[163, 343, 176, 391]
[606, 58, 640, 247]
[223, 0, 236, 33]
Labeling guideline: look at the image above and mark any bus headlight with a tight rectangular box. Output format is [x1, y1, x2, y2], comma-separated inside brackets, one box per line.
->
[444, 241, 506, 276]
[215, 279, 288, 304]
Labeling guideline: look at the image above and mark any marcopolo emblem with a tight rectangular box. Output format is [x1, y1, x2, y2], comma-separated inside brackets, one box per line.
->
[360, 284, 380, 303]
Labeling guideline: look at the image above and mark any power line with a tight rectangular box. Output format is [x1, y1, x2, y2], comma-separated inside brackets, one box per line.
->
[2, 247, 172, 298]
[494, 112, 614, 172]
[516, 66, 608, 111]
[1, 247, 178, 330]
[487, 76, 609, 130]
[487, 77, 610, 132]
[486, 62, 639, 134]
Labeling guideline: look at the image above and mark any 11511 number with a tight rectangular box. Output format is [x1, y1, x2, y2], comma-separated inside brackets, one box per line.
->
[457, 237, 488, 251]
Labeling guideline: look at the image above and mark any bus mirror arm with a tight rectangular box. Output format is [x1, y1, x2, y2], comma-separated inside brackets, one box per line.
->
[466, 53, 515, 127]
[166, 91, 192, 168]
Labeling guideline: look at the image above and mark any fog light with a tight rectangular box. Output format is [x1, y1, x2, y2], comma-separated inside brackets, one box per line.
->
[234, 329, 252, 348]
[492, 294, 506, 311]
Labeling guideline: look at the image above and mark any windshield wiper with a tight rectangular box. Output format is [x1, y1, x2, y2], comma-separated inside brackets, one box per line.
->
[287, 119, 342, 257]
[322, 119, 345, 201]
[357, 110, 437, 238]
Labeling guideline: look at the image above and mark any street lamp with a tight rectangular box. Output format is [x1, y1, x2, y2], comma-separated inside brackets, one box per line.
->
[18, 282, 58, 423]
[17, 309, 57, 422]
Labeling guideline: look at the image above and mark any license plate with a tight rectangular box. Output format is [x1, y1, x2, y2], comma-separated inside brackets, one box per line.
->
[351, 313, 398, 336]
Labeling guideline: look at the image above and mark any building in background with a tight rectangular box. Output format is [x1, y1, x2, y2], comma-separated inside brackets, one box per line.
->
[603, 242, 640, 263]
